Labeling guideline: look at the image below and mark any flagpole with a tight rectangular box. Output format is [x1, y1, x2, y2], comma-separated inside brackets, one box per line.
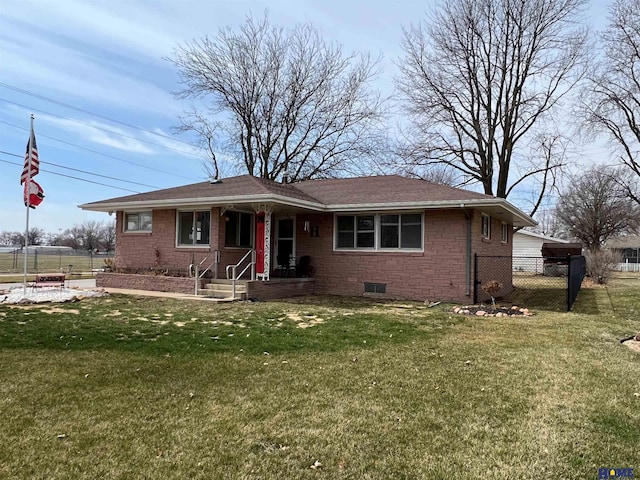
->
[23, 114, 34, 295]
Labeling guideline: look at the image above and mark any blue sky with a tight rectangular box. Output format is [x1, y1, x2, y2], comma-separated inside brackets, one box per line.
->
[0, 0, 609, 234]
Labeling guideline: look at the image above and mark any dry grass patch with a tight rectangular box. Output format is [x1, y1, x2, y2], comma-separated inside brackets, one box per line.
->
[0, 289, 638, 479]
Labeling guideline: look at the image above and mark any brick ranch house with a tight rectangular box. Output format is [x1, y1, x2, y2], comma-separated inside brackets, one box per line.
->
[80, 175, 536, 302]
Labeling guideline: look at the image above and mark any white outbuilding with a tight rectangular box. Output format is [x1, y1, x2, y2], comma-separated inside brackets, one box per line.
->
[513, 230, 569, 273]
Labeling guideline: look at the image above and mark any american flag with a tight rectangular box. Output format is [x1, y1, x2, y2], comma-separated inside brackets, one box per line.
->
[20, 126, 39, 185]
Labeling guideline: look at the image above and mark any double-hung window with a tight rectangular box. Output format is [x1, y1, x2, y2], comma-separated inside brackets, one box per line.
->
[482, 214, 491, 239]
[337, 215, 374, 248]
[225, 211, 253, 248]
[335, 213, 423, 250]
[124, 212, 152, 232]
[177, 210, 210, 246]
[501, 223, 509, 243]
[380, 214, 422, 249]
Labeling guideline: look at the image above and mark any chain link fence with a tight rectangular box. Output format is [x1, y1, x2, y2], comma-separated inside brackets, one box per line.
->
[475, 255, 586, 311]
[0, 248, 114, 274]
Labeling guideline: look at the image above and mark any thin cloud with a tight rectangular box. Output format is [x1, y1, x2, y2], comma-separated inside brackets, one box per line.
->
[38, 115, 156, 155]
[0, 0, 177, 63]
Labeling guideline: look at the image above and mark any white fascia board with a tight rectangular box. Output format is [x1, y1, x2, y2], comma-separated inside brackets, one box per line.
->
[79, 193, 536, 227]
[327, 198, 536, 227]
[79, 194, 325, 213]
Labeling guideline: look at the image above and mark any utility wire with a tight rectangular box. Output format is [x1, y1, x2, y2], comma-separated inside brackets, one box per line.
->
[0, 81, 197, 147]
[0, 120, 197, 181]
[0, 158, 140, 193]
[0, 150, 161, 189]
[1, 97, 206, 161]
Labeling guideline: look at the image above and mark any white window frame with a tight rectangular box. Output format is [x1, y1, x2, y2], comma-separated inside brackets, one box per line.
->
[275, 216, 296, 266]
[123, 211, 152, 233]
[335, 214, 375, 250]
[501, 222, 509, 243]
[482, 214, 491, 240]
[334, 212, 424, 252]
[176, 210, 211, 248]
[224, 211, 254, 249]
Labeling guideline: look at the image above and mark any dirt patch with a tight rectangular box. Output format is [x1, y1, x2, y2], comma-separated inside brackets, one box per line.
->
[453, 305, 534, 317]
[41, 308, 79, 315]
[286, 312, 325, 329]
[622, 339, 640, 353]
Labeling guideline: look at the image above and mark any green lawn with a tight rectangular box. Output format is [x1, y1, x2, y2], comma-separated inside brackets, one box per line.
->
[0, 278, 638, 479]
[0, 252, 113, 274]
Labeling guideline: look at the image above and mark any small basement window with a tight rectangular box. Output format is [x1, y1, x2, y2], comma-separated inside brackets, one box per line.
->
[364, 282, 386, 294]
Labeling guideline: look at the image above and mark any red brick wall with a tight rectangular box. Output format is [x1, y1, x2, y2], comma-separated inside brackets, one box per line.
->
[471, 214, 513, 301]
[115, 208, 255, 278]
[96, 272, 199, 294]
[246, 278, 315, 300]
[292, 210, 474, 303]
[113, 207, 514, 303]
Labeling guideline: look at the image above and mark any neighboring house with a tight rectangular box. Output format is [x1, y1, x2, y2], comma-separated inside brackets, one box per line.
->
[80, 175, 535, 302]
[512, 230, 569, 273]
[605, 236, 640, 272]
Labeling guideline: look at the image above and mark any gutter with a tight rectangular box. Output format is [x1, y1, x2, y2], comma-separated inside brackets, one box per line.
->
[463, 205, 472, 297]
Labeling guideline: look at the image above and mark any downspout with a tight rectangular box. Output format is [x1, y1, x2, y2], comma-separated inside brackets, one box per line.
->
[463, 205, 472, 297]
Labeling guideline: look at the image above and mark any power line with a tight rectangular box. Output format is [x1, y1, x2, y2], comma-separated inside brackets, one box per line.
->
[0, 97, 207, 161]
[0, 150, 161, 189]
[0, 120, 197, 181]
[0, 81, 197, 147]
[0, 158, 140, 193]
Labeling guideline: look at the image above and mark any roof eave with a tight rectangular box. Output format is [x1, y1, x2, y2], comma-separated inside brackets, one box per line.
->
[327, 199, 536, 227]
[79, 194, 325, 213]
[80, 194, 536, 227]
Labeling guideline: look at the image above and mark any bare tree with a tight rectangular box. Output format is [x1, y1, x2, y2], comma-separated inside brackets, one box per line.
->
[62, 221, 104, 251]
[582, 0, 640, 205]
[99, 220, 116, 253]
[170, 13, 384, 182]
[531, 209, 567, 239]
[556, 167, 640, 252]
[396, 0, 589, 216]
[175, 111, 229, 180]
[0, 229, 45, 247]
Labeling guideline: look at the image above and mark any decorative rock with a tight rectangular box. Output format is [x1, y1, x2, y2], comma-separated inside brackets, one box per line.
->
[475, 310, 486, 316]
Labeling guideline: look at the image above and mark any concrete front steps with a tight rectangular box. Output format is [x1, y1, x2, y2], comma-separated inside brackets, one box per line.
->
[198, 279, 247, 301]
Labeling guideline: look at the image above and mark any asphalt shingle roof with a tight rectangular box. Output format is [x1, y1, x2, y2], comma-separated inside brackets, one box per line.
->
[294, 175, 492, 205]
[81, 175, 321, 207]
[80, 174, 536, 226]
[82, 174, 492, 209]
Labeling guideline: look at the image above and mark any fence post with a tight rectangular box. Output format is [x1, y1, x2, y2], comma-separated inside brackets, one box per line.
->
[566, 254, 571, 312]
[473, 253, 478, 304]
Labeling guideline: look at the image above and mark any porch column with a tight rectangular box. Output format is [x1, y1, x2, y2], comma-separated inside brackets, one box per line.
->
[254, 204, 272, 281]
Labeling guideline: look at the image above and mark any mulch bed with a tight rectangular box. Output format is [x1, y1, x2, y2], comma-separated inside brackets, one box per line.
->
[452, 305, 534, 317]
